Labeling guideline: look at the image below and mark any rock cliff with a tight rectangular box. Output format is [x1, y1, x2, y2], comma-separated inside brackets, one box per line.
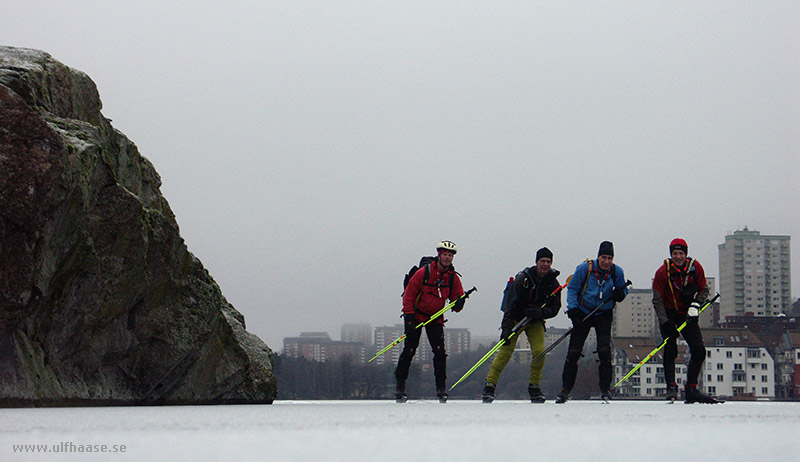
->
[0, 46, 276, 405]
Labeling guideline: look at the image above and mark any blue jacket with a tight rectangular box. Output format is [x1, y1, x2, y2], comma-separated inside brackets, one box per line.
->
[566, 259, 628, 315]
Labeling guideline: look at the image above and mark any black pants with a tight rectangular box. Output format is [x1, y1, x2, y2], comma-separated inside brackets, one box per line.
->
[561, 310, 613, 393]
[394, 318, 447, 390]
[663, 313, 706, 386]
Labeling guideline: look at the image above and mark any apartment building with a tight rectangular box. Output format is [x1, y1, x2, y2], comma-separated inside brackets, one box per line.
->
[718, 228, 791, 318]
[283, 332, 367, 364]
[373, 325, 404, 366]
[702, 328, 775, 399]
[342, 323, 373, 346]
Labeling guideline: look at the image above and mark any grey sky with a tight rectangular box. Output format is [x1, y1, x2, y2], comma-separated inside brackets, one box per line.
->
[3, 2, 798, 349]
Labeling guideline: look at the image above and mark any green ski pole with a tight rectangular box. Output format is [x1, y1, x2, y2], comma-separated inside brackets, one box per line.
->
[611, 292, 721, 390]
[449, 276, 572, 391]
[368, 287, 477, 363]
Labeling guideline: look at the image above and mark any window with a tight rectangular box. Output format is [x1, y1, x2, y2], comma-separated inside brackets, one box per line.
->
[734, 363, 743, 370]
[733, 372, 746, 382]
[717, 363, 725, 370]
[726, 351, 733, 358]
[762, 387, 768, 394]
[762, 364, 768, 370]
[762, 376, 769, 382]
[717, 375, 724, 382]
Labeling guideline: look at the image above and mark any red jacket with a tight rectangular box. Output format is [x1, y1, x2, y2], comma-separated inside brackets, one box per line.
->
[652, 258, 709, 324]
[402, 261, 464, 323]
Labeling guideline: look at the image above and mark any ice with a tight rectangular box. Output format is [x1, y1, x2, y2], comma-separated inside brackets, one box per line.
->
[2, 400, 798, 461]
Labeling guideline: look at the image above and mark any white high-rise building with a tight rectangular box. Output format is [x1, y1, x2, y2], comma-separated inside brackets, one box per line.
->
[718, 228, 791, 319]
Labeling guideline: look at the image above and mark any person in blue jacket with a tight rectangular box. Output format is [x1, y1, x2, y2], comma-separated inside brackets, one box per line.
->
[555, 241, 628, 403]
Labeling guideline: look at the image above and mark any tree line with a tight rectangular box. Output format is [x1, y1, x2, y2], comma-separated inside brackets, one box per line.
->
[274, 340, 602, 400]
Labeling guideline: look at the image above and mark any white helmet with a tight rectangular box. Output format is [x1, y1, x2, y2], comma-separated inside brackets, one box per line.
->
[436, 240, 457, 254]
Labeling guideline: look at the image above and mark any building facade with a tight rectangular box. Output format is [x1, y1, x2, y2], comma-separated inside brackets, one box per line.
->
[342, 323, 373, 346]
[283, 332, 367, 364]
[702, 328, 775, 399]
[718, 228, 791, 318]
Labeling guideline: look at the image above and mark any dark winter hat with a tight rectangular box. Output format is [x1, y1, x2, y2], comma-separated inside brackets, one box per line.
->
[670, 238, 688, 254]
[536, 247, 553, 262]
[598, 241, 614, 257]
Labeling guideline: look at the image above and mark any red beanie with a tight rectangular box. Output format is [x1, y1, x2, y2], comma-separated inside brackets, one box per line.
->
[670, 238, 688, 254]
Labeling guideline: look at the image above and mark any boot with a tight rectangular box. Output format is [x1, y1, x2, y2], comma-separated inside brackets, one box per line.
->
[395, 380, 407, 403]
[482, 383, 496, 404]
[684, 385, 720, 404]
[555, 388, 569, 404]
[528, 385, 546, 404]
[600, 389, 612, 402]
[665, 383, 679, 401]
[436, 388, 448, 403]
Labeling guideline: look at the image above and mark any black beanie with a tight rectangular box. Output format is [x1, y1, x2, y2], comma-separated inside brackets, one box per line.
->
[536, 247, 553, 262]
[598, 241, 614, 257]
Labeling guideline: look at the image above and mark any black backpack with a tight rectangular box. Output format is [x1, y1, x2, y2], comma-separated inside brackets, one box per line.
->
[500, 269, 535, 312]
[402, 256, 456, 296]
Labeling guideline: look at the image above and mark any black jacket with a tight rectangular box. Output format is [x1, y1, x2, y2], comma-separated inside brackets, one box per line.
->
[500, 268, 561, 330]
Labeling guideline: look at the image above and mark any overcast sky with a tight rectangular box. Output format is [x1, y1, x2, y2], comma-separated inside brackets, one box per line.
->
[3, 1, 798, 349]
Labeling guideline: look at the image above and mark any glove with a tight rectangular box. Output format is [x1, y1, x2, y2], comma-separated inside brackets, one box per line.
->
[452, 298, 465, 313]
[660, 320, 680, 340]
[403, 313, 417, 327]
[567, 308, 584, 325]
[500, 327, 512, 343]
[612, 286, 626, 302]
[687, 300, 701, 318]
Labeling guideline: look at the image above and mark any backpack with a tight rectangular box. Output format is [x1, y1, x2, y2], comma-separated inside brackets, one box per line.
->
[500, 269, 535, 312]
[402, 256, 456, 296]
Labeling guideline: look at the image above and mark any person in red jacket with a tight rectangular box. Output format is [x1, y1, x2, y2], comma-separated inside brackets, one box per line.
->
[653, 238, 719, 404]
[395, 240, 465, 402]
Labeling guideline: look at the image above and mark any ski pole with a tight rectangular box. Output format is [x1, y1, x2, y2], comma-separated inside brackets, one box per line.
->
[368, 287, 477, 363]
[611, 292, 721, 390]
[528, 279, 632, 367]
[449, 276, 572, 391]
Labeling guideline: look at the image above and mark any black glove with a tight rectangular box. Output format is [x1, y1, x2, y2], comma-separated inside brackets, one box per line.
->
[612, 286, 626, 302]
[567, 308, 584, 325]
[403, 313, 417, 327]
[660, 320, 680, 340]
[452, 298, 465, 313]
[500, 327, 512, 343]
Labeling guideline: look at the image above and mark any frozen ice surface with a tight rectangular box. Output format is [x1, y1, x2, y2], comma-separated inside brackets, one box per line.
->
[2, 400, 798, 461]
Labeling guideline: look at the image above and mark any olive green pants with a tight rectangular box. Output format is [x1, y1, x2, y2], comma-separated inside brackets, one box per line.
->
[485, 321, 546, 386]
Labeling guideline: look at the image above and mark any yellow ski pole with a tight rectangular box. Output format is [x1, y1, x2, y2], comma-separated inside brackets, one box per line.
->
[611, 292, 721, 390]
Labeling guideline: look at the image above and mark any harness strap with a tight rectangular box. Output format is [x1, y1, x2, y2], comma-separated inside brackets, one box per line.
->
[665, 257, 695, 308]
[578, 259, 615, 307]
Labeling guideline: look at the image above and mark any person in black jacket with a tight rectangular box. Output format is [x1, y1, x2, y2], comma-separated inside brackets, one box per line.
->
[482, 247, 562, 403]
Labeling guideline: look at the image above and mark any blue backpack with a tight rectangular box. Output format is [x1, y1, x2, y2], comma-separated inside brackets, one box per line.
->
[500, 269, 535, 312]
